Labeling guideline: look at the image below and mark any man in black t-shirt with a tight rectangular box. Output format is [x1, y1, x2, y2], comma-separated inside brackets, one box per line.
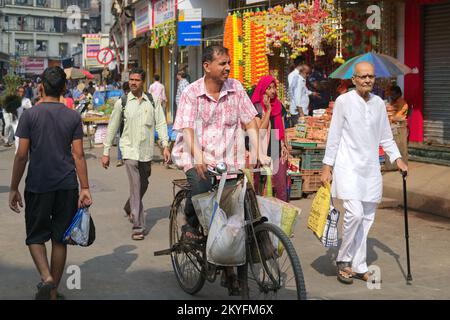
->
[9, 67, 92, 300]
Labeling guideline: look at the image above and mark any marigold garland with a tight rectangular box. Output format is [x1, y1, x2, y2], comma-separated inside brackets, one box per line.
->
[223, 13, 243, 82]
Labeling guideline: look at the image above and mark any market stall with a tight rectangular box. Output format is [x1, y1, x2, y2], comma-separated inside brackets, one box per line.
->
[224, 0, 404, 200]
[80, 89, 122, 149]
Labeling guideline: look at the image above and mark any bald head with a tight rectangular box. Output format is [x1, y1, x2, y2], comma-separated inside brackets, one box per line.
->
[300, 64, 311, 78]
[353, 61, 375, 76]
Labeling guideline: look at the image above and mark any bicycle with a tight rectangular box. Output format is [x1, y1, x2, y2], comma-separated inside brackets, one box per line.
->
[154, 165, 307, 300]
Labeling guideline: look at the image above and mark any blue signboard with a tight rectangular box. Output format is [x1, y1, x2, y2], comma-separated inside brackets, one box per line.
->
[177, 21, 202, 46]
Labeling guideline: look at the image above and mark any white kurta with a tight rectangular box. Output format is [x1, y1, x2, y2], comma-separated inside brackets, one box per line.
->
[323, 90, 401, 203]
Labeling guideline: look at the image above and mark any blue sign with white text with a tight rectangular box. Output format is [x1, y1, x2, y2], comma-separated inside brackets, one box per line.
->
[177, 21, 202, 46]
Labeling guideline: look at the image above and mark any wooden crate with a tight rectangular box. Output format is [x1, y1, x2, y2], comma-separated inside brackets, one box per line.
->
[301, 170, 322, 193]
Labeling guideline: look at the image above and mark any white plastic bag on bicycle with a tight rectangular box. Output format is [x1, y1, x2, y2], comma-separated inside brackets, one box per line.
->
[206, 174, 246, 266]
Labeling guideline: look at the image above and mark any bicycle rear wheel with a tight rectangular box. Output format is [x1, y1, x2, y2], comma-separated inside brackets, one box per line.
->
[169, 190, 206, 295]
[242, 222, 307, 300]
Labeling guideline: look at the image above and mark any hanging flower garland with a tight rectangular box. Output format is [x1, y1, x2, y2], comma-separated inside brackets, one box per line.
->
[251, 21, 269, 87]
[235, 14, 244, 83]
[224, 14, 235, 76]
[243, 12, 253, 89]
[333, 3, 345, 64]
[223, 13, 243, 81]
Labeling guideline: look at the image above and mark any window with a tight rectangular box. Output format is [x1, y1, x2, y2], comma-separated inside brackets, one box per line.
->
[59, 43, 68, 58]
[15, 40, 32, 55]
[36, 0, 48, 7]
[36, 40, 47, 52]
[17, 16, 27, 31]
[35, 17, 45, 30]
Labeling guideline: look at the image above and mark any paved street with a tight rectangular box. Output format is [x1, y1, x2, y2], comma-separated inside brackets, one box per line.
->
[1, 143, 449, 300]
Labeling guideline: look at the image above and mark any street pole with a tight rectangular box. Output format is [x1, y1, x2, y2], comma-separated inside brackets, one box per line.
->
[122, 0, 128, 81]
[171, 6, 179, 123]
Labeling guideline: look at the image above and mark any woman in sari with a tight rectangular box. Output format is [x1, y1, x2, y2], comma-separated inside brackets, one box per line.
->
[251, 75, 289, 201]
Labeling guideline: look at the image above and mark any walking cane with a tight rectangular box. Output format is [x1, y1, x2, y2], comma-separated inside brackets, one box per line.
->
[402, 170, 413, 282]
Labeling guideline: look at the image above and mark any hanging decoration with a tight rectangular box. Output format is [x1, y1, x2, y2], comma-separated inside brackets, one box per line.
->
[242, 12, 253, 88]
[222, 0, 349, 90]
[240, 11, 269, 89]
[246, 0, 344, 64]
[333, 2, 344, 64]
[223, 13, 244, 82]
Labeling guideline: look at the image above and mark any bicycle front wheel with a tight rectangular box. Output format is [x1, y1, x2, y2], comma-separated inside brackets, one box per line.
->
[169, 190, 206, 295]
[242, 222, 307, 300]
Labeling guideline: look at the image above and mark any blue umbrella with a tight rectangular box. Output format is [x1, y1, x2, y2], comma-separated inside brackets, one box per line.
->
[329, 52, 413, 79]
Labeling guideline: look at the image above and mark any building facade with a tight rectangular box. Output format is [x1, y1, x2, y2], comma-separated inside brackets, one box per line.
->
[0, 0, 91, 75]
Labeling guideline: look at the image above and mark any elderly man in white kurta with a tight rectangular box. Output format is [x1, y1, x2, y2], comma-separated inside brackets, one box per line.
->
[321, 61, 408, 284]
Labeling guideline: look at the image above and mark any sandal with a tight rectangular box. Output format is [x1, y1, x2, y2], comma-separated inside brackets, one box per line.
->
[181, 224, 204, 243]
[336, 261, 354, 285]
[35, 281, 56, 300]
[352, 271, 374, 282]
[131, 231, 145, 240]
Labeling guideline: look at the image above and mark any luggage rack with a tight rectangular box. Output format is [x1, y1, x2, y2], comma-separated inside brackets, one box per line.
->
[172, 179, 191, 197]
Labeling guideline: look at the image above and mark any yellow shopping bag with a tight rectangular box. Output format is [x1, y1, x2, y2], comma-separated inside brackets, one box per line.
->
[307, 183, 331, 239]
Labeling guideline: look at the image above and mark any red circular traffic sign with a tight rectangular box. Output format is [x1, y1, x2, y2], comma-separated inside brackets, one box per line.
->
[96, 48, 114, 65]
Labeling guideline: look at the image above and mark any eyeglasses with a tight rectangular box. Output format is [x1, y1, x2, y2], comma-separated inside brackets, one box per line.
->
[353, 74, 376, 80]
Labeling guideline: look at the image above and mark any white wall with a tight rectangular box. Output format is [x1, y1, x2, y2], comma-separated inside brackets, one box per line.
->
[178, 0, 228, 19]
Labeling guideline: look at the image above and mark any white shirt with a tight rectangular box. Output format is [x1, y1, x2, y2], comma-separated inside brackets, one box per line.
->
[323, 90, 401, 203]
[297, 74, 312, 115]
[288, 69, 299, 115]
[288, 70, 312, 115]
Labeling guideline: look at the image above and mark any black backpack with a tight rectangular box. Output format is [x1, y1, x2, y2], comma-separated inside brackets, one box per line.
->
[119, 92, 155, 136]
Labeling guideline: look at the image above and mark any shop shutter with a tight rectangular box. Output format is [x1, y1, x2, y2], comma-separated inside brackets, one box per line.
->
[423, 3, 450, 145]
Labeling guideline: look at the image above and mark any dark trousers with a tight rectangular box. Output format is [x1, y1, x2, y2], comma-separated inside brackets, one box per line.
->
[184, 168, 213, 228]
[289, 114, 299, 128]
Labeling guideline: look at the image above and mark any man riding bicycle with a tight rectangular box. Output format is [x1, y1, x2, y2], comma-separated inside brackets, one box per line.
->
[171, 45, 261, 295]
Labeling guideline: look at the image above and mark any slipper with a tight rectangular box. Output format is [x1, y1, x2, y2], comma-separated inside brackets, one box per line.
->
[131, 231, 145, 240]
[336, 261, 353, 285]
[35, 281, 55, 300]
[56, 292, 66, 300]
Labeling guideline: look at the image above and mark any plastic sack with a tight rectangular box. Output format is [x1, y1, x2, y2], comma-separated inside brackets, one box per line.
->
[206, 174, 246, 266]
[192, 184, 241, 236]
[307, 183, 331, 239]
[257, 196, 300, 255]
[62, 207, 95, 246]
[258, 196, 300, 237]
[256, 166, 300, 238]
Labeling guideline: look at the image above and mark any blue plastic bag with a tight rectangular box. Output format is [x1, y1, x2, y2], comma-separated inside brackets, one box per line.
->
[62, 208, 95, 246]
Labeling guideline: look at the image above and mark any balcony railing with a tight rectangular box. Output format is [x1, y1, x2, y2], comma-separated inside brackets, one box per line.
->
[16, 48, 34, 56]
[5, 0, 33, 6]
[5, 0, 63, 10]
[34, 50, 48, 57]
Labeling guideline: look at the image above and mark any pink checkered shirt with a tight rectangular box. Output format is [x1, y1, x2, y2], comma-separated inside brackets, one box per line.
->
[148, 81, 167, 103]
[172, 77, 257, 172]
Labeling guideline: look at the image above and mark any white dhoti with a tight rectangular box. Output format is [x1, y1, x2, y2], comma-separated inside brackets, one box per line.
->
[336, 200, 377, 274]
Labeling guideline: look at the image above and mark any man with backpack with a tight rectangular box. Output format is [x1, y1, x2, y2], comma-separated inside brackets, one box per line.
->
[102, 68, 170, 240]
